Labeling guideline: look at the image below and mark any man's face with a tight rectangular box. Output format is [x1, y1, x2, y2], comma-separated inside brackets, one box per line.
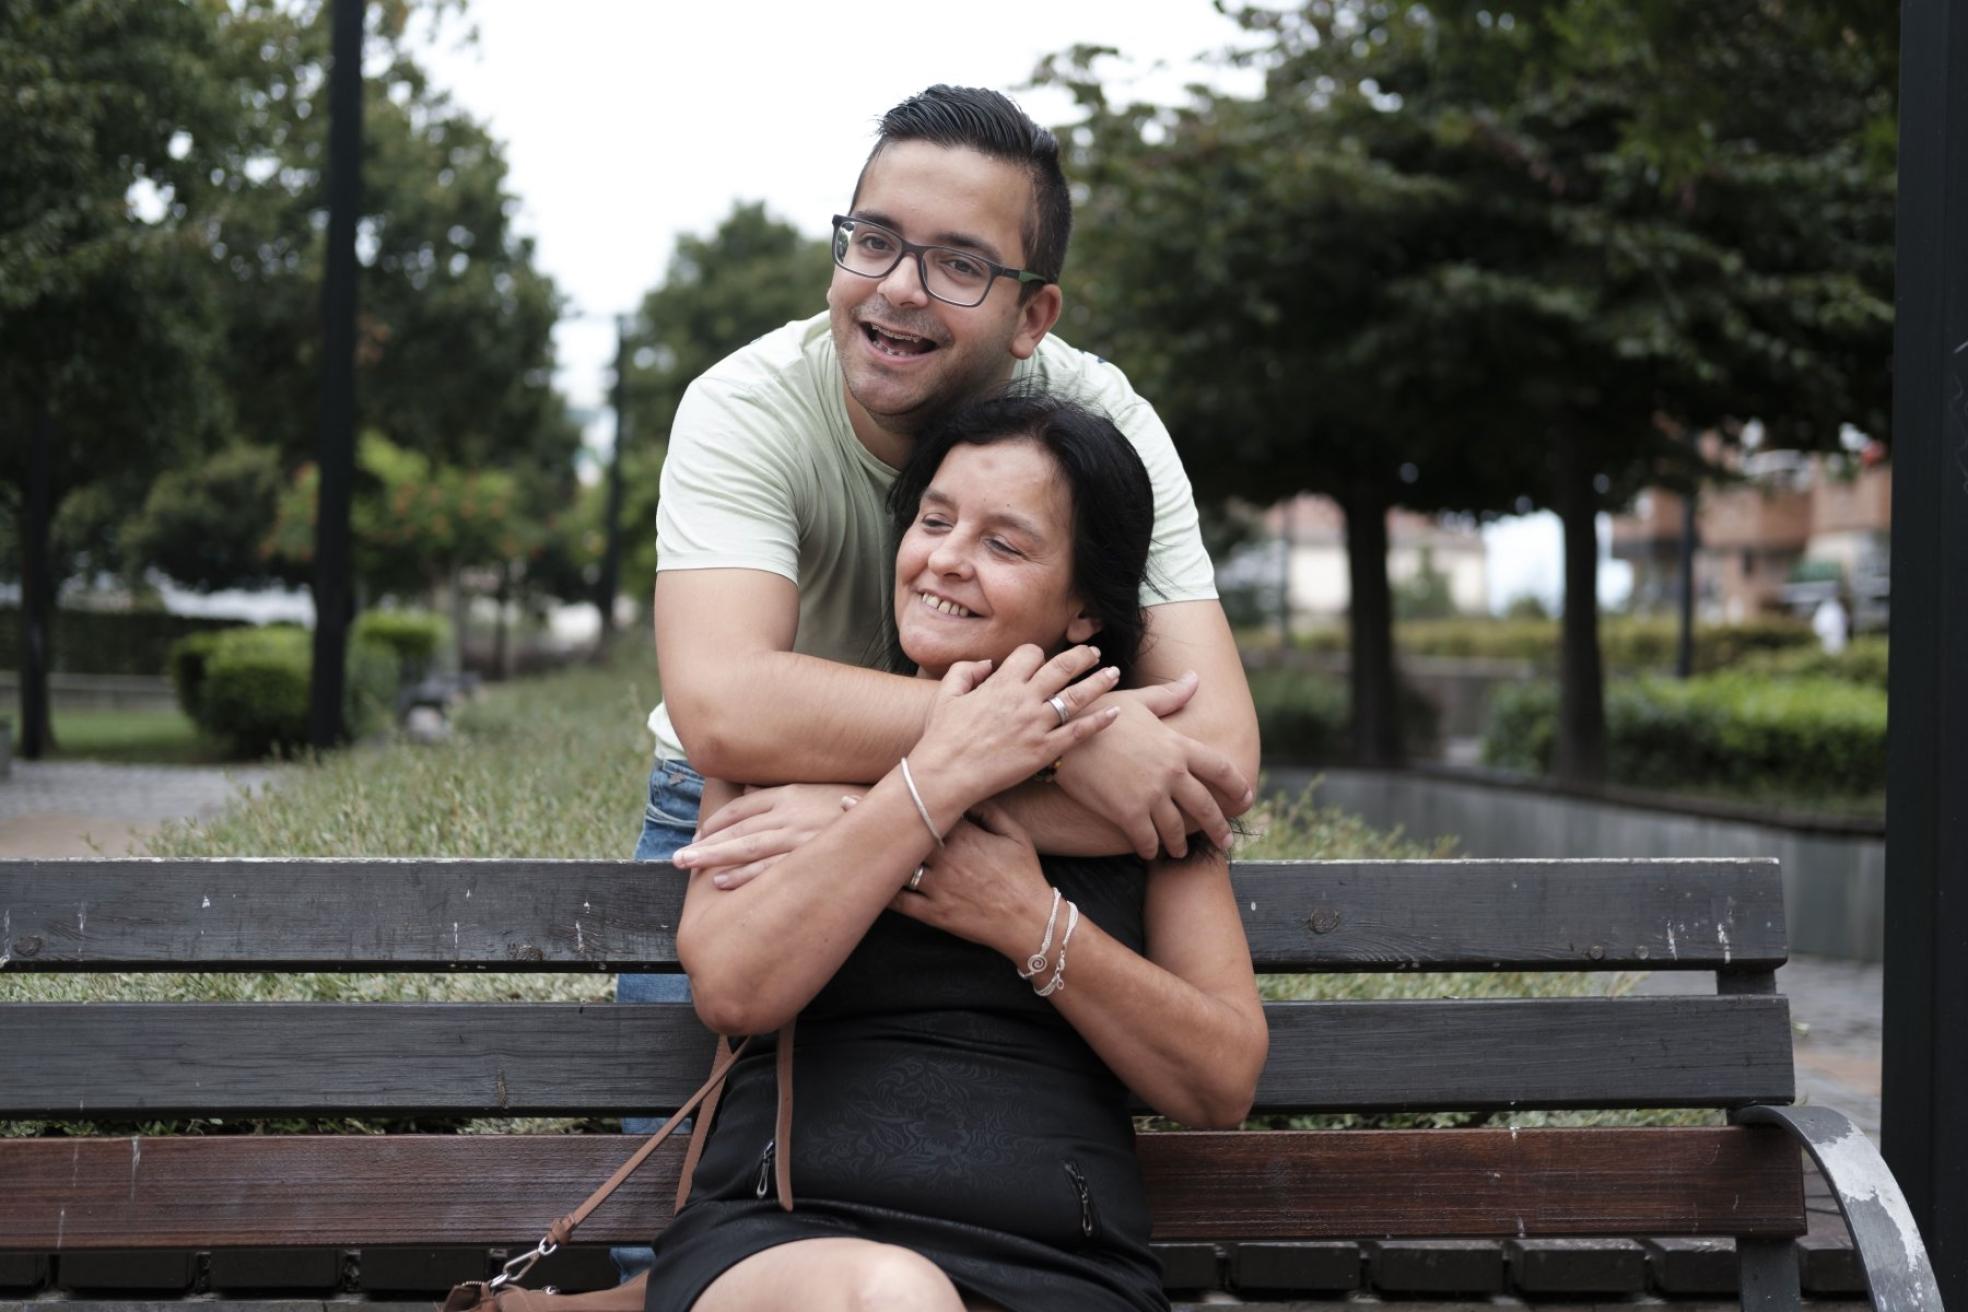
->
[828, 141, 1062, 444]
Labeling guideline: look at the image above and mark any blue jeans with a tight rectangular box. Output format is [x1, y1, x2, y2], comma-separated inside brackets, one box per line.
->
[614, 756, 704, 1279]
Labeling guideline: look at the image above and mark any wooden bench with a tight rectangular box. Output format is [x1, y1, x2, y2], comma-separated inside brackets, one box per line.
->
[0, 856, 1940, 1309]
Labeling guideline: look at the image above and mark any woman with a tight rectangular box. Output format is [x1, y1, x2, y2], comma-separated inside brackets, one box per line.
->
[649, 394, 1267, 1312]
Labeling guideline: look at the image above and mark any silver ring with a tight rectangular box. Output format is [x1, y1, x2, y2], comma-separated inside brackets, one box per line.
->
[908, 864, 926, 891]
[1047, 694, 1070, 727]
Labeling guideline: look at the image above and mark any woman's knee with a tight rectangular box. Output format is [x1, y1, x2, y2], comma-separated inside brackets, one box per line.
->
[692, 1238, 964, 1312]
[840, 1245, 964, 1312]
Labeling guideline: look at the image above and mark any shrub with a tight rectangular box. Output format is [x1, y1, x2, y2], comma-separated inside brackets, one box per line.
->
[1481, 673, 1886, 800]
[1392, 615, 1815, 670]
[1736, 635, 1889, 688]
[0, 607, 237, 676]
[192, 626, 397, 756]
[353, 610, 450, 683]
[166, 630, 228, 719]
[1250, 667, 1441, 760]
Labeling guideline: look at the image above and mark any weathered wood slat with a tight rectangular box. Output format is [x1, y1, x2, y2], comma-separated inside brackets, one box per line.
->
[0, 996, 1793, 1116]
[0, 858, 1785, 973]
[0, 1128, 1807, 1248]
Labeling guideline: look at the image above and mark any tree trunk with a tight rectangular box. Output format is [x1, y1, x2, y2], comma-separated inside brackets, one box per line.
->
[1340, 480, 1402, 767]
[18, 402, 57, 760]
[494, 559, 514, 681]
[1675, 485, 1698, 679]
[1553, 435, 1607, 783]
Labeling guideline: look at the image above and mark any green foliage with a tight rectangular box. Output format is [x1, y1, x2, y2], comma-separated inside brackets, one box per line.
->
[1483, 674, 1886, 801]
[0, 606, 237, 677]
[1396, 615, 1814, 669]
[1248, 668, 1442, 759]
[167, 630, 225, 719]
[352, 610, 450, 682]
[1737, 635, 1889, 688]
[190, 626, 396, 757]
[123, 444, 296, 592]
[50, 707, 221, 765]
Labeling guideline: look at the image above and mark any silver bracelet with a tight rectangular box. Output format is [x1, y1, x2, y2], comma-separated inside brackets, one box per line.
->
[1035, 900, 1081, 997]
[1017, 887, 1064, 979]
[898, 756, 944, 849]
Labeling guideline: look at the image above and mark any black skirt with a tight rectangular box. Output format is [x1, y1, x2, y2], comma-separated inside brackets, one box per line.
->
[644, 855, 1168, 1312]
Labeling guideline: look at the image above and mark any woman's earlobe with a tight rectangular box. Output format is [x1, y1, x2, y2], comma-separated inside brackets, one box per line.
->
[1066, 614, 1102, 644]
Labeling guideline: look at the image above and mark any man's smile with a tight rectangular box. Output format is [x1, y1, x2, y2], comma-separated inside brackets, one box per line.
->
[862, 321, 939, 359]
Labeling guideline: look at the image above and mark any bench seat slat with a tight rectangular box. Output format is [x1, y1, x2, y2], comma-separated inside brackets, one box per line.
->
[0, 996, 1793, 1116]
[0, 1128, 1806, 1248]
[0, 858, 1785, 973]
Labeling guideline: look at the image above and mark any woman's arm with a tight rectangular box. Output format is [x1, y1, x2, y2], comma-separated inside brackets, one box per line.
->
[676, 646, 1121, 1036]
[891, 808, 1267, 1129]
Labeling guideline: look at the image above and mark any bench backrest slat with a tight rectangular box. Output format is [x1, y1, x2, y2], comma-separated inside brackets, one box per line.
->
[0, 857, 1786, 973]
[0, 1128, 1806, 1248]
[0, 996, 1793, 1117]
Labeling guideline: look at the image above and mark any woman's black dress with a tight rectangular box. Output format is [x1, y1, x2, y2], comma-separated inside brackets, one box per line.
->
[644, 854, 1168, 1312]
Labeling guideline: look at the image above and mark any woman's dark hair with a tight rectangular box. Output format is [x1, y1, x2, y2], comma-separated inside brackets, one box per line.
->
[854, 84, 1072, 289]
[882, 392, 1160, 688]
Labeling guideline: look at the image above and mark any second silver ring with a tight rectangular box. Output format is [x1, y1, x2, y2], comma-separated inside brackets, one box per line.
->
[908, 864, 927, 891]
[1047, 694, 1070, 727]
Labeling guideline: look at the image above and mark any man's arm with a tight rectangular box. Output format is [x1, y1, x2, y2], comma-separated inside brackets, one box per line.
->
[656, 568, 937, 783]
[664, 568, 1255, 861]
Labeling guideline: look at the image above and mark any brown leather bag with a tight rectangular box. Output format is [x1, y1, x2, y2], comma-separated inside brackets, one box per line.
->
[439, 1022, 795, 1312]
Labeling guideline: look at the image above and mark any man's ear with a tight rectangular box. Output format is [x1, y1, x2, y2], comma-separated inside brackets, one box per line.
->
[1008, 284, 1063, 360]
[1065, 611, 1102, 644]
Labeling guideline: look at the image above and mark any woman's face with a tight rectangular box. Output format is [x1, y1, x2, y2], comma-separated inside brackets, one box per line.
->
[893, 438, 1100, 678]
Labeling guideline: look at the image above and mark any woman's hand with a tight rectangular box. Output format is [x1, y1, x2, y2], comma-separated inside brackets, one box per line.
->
[887, 802, 1053, 961]
[673, 783, 869, 888]
[904, 644, 1121, 829]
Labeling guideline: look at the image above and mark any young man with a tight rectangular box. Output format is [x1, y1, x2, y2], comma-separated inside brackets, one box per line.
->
[635, 85, 1257, 882]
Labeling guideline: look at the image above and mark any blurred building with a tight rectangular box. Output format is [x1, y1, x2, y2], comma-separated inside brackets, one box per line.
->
[1251, 494, 1490, 622]
[1611, 446, 1891, 629]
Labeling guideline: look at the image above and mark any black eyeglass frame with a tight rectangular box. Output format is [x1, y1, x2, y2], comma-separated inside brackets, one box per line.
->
[830, 214, 1053, 307]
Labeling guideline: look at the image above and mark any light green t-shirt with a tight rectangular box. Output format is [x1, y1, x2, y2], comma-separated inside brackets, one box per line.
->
[646, 311, 1217, 761]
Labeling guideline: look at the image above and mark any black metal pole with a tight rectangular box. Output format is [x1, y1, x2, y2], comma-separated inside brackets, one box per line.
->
[307, 0, 362, 750]
[1881, 0, 1966, 1299]
[1674, 486, 1696, 679]
[594, 315, 628, 646]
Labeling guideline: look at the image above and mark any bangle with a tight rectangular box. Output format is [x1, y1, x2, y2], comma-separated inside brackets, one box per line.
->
[1017, 887, 1063, 979]
[898, 756, 944, 848]
[1035, 900, 1081, 997]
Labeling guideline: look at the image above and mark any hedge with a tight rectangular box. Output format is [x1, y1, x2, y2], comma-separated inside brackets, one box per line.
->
[0, 607, 238, 677]
[1483, 673, 1886, 800]
[352, 609, 450, 683]
[1289, 616, 1817, 672]
[1734, 635, 1889, 689]
[1249, 667, 1441, 760]
[169, 626, 397, 756]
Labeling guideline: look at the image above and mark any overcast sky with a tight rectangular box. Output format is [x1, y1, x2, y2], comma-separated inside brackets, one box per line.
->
[416, 1, 1594, 613]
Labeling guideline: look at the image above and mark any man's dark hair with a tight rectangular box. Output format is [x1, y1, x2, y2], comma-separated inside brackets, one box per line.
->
[882, 391, 1159, 687]
[853, 85, 1073, 290]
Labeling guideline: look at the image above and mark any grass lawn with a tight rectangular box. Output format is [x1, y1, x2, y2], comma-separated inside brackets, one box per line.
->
[6, 645, 1699, 1134]
[49, 706, 231, 765]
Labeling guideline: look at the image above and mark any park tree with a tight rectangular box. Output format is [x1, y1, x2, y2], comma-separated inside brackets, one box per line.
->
[1049, 0, 1893, 777]
[604, 204, 832, 606]
[0, 0, 253, 756]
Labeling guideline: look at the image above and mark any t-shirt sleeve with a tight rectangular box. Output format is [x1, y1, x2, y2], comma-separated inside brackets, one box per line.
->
[1098, 375, 1219, 607]
[654, 378, 806, 584]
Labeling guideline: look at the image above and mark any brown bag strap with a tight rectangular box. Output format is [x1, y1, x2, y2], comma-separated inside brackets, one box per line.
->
[544, 1033, 753, 1248]
[672, 1037, 735, 1214]
[773, 1016, 796, 1211]
[541, 1020, 798, 1249]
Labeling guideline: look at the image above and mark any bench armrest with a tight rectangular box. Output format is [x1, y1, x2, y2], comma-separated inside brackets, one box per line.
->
[1734, 1103, 1942, 1312]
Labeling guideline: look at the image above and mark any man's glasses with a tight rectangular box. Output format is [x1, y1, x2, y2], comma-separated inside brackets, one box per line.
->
[830, 215, 1052, 308]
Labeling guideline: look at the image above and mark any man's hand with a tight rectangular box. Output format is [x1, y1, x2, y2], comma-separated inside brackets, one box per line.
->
[1053, 673, 1253, 859]
[674, 783, 868, 888]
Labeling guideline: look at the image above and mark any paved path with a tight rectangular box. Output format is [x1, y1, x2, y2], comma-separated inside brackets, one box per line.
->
[0, 760, 282, 857]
